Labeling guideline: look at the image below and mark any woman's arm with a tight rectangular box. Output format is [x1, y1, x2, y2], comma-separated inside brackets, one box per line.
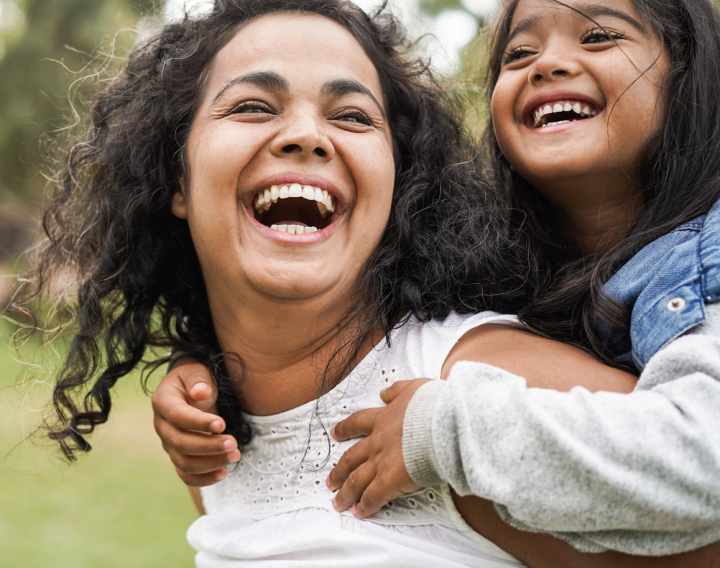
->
[456, 496, 720, 568]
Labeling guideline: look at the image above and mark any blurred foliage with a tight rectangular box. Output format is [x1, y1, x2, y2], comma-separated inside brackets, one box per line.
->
[419, 0, 467, 14]
[0, 0, 156, 204]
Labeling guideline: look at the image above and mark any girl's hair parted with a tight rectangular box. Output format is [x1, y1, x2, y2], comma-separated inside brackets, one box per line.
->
[15, 0, 527, 459]
[484, 0, 720, 365]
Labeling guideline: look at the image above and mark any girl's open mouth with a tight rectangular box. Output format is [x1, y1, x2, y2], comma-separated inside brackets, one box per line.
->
[530, 100, 599, 128]
[252, 183, 337, 235]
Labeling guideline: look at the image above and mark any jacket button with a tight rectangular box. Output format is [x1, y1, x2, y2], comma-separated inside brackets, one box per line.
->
[667, 297, 686, 312]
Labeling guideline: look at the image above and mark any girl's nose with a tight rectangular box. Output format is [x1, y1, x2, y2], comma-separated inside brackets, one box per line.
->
[528, 45, 580, 84]
[271, 113, 334, 160]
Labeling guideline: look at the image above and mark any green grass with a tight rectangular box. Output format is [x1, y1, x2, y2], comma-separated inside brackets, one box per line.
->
[0, 323, 198, 568]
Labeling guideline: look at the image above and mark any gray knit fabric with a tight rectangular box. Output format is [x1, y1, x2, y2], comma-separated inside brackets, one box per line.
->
[402, 302, 720, 555]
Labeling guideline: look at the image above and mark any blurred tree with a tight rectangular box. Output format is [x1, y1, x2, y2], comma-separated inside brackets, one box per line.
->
[0, 0, 155, 205]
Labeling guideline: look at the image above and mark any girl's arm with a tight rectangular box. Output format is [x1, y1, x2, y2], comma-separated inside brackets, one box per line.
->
[407, 303, 720, 556]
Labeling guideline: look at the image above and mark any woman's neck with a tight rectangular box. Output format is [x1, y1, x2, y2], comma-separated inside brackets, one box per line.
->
[207, 288, 371, 416]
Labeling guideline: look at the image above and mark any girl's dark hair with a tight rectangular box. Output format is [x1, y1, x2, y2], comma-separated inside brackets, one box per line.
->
[484, 0, 720, 365]
[16, 0, 522, 458]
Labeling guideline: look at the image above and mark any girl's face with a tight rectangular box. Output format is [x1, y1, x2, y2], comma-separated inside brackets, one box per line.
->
[172, 13, 395, 307]
[492, 0, 668, 207]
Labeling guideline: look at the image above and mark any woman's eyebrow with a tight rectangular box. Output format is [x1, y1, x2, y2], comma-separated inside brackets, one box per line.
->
[322, 79, 386, 119]
[212, 71, 289, 105]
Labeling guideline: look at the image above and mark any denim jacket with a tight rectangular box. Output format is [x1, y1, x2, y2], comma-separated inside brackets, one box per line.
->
[604, 199, 720, 369]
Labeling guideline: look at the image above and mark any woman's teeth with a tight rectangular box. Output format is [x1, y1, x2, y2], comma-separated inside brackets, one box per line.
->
[254, 183, 336, 217]
[532, 101, 598, 128]
[270, 224, 317, 234]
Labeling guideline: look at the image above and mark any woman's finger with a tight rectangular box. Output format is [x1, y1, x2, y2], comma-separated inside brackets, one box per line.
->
[332, 461, 376, 513]
[155, 418, 237, 455]
[331, 408, 379, 441]
[326, 437, 370, 490]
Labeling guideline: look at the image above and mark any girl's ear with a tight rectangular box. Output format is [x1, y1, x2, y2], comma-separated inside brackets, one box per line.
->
[171, 178, 188, 219]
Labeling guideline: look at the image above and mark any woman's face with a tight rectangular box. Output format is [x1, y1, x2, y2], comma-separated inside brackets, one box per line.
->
[491, 0, 668, 206]
[173, 13, 394, 307]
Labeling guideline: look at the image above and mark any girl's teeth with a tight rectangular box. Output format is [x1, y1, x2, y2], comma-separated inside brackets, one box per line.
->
[532, 101, 599, 127]
[279, 185, 289, 199]
[271, 185, 279, 201]
[269, 224, 318, 234]
[302, 185, 315, 200]
[288, 183, 302, 198]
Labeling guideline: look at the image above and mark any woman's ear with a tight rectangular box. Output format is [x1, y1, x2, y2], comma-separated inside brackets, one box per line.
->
[171, 179, 189, 219]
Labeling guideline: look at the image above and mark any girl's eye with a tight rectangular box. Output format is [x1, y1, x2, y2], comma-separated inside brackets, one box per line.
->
[582, 28, 624, 45]
[503, 46, 534, 65]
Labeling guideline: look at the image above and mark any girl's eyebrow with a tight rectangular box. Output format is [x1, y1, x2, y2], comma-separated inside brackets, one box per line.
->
[506, 2, 648, 45]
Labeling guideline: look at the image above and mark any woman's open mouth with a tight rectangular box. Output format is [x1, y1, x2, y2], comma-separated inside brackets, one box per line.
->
[530, 100, 599, 128]
[252, 183, 337, 235]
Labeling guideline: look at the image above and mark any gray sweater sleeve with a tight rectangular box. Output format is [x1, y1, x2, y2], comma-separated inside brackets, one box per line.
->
[402, 301, 720, 556]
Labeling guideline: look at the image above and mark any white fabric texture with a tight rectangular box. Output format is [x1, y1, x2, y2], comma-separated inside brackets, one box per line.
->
[188, 312, 526, 568]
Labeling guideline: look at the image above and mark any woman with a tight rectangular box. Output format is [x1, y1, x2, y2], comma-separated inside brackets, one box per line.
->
[17, 0, 714, 566]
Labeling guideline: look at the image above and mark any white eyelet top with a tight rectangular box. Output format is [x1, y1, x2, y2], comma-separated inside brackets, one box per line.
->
[188, 312, 527, 568]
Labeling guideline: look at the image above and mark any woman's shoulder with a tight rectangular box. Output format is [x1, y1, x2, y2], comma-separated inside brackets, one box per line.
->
[379, 311, 521, 381]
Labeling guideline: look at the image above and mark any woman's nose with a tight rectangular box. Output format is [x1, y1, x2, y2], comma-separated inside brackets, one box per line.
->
[271, 112, 334, 160]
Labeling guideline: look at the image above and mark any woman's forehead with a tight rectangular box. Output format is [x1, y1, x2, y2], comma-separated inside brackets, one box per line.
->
[204, 13, 384, 104]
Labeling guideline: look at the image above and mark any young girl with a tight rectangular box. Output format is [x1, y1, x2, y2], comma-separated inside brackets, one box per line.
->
[153, 0, 720, 562]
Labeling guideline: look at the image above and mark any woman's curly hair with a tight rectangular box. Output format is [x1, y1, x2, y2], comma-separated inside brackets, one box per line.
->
[14, 0, 527, 459]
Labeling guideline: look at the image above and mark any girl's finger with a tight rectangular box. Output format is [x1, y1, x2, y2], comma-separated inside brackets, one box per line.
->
[331, 408, 378, 441]
[175, 361, 217, 407]
[352, 479, 397, 520]
[153, 391, 225, 433]
[155, 419, 237, 455]
[168, 447, 241, 475]
[326, 437, 370, 490]
[379, 379, 414, 404]
[331, 462, 376, 513]
[176, 466, 229, 488]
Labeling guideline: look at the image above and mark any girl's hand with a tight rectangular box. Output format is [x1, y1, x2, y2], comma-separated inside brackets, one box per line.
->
[151, 357, 240, 487]
[326, 378, 430, 518]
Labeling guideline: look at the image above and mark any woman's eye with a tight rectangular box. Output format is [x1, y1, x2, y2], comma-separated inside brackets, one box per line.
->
[230, 102, 274, 115]
[582, 29, 624, 45]
[503, 47, 533, 65]
[334, 111, 372, 126]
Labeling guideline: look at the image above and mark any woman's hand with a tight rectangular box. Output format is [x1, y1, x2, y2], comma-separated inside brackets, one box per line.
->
[326, 378, 429, 518]
[151, 357, 240, 486]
